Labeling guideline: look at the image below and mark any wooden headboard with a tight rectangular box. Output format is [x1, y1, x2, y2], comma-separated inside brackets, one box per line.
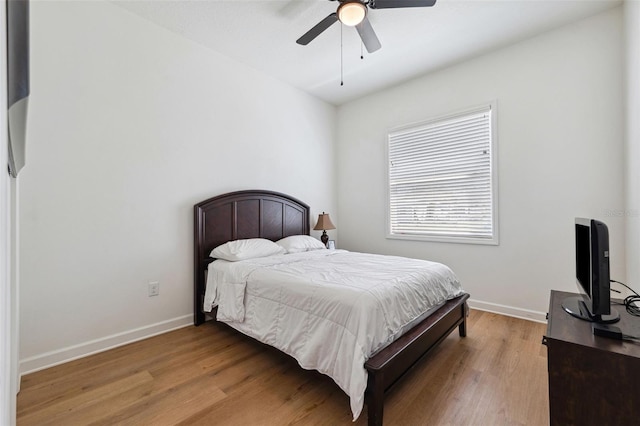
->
[193, 190, 310, 325]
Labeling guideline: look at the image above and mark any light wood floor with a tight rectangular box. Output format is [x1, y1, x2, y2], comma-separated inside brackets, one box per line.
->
[17, 310, 549, 426]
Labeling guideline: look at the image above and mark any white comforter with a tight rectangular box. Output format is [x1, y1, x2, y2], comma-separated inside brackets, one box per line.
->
[204, 249, 463, 420]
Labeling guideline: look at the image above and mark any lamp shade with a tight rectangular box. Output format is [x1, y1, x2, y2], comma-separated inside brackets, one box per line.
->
[313, 212, 336, 231]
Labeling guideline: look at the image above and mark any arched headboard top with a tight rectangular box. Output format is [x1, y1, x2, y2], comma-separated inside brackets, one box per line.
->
[193, 190, 310, 324]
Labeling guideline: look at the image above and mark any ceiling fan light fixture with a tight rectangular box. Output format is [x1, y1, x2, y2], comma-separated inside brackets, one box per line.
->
[338, 1, 367, 27]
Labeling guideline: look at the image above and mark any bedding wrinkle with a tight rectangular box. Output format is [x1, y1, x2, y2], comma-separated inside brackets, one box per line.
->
[204, 249, 463, 420]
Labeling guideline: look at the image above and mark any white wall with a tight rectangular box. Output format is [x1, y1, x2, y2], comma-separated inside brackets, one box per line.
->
[337, 8, 625, 318]
[19, 1, 336, 372]
[625, 1, 640, 292]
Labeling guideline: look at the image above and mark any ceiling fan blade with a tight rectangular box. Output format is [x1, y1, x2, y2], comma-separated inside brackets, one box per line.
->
[369, 0, 437, 9]
[356, 17, 382, 53]
[296, 13, 338, 45]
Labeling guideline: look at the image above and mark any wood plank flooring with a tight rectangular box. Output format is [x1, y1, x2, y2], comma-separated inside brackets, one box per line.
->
[17, 310, 549, 425]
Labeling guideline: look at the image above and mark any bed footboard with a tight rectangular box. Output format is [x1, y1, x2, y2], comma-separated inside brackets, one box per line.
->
[364, 293, 470, 426]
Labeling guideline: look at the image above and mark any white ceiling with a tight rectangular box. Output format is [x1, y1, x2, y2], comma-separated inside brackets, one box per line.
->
[112, 0, 621, 105]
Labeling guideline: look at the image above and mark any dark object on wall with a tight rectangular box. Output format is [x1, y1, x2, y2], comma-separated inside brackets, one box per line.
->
[7, 0, 29, 178]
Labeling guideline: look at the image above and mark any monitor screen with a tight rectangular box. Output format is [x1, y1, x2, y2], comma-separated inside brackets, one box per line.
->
[575, 220, 591, 298]
[562, 218, 619, 323]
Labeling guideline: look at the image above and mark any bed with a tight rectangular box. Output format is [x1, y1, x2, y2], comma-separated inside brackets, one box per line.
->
[194, 190, 470, 425]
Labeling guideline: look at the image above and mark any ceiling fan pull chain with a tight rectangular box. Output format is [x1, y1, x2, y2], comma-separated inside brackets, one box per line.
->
[340, 23, 344, 86]
[361, 41, 364, 60]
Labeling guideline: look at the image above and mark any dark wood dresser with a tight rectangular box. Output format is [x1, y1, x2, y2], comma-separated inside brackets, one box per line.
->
[544, 290, 640, 425]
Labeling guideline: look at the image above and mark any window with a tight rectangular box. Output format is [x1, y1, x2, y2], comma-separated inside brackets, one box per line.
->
[387, 103, 498, 245]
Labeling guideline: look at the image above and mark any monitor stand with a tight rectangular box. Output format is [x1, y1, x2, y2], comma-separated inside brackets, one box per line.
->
[562, 296, 620, 324]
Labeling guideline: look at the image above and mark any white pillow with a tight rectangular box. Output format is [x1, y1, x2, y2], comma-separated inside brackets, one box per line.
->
[210, 238, 285, 261]
[276, 235, 326, 253]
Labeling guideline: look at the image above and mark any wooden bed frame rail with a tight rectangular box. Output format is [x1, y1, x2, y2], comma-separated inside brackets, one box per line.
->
[365, 293, 469, 426]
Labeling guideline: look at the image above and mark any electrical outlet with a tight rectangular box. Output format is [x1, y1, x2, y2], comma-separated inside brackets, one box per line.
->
[148, 281, 159, 297]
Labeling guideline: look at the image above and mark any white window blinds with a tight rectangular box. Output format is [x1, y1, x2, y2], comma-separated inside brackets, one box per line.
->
[388, 104, 498, 244]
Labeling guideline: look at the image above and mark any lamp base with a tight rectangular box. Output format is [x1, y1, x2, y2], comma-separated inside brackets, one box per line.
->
[321, 231, 329, 247]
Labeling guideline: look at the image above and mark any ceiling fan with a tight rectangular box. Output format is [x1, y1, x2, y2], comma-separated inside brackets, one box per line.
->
[296, 0, 437, 54]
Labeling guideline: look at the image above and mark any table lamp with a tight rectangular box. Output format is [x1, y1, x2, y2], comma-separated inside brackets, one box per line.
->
[313, 212, 336, 247]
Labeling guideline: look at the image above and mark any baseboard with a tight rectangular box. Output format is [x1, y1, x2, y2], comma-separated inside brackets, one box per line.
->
[19, 314, 192, 376]
[469, 299, 547, 323]
[19, 302, 546, 376]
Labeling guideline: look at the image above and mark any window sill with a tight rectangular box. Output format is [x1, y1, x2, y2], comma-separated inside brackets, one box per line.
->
[386, 233, 499, 246]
